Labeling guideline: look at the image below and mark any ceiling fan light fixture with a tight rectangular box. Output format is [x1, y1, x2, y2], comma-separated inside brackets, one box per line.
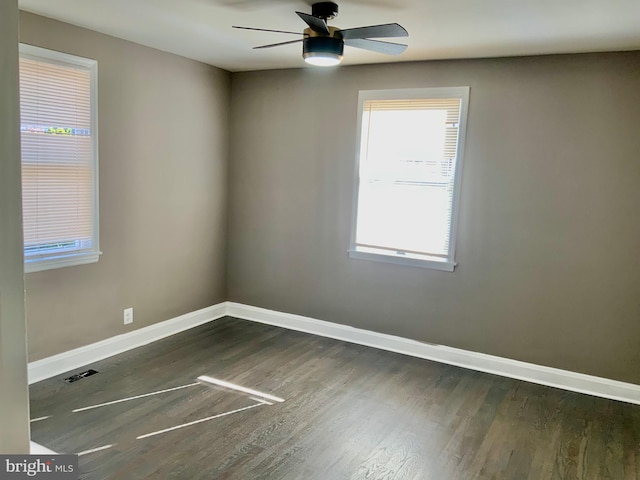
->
[236, 2, 408, 66]
[303, 36, 344, 67]
[304, 52, 342, 66]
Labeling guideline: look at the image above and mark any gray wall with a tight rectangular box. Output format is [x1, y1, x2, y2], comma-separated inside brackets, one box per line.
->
[20, 13, 231, 361]
[16, 11, 640, 387]
[228, 53, 640, 384]
[0, 0, 30, 453]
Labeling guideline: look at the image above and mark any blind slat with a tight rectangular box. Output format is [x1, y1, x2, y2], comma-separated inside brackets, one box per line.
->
[19, 47, 97, 261]
[356, 96, 463, 258]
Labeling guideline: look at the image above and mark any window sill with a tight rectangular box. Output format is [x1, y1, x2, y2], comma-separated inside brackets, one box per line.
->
[348, 248, 456, 272]
[25, 251, 102, 274]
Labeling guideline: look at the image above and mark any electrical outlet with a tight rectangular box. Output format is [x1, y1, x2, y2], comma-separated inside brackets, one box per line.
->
[123, 307, 133, 325]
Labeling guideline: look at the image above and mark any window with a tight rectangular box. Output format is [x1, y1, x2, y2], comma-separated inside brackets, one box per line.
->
[19, 44, 100, 273]
[349, 87, 469, 271]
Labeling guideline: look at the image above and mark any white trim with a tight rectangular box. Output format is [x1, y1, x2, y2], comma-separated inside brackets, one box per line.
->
[19, 44, 96, 68]
[24, 251, 101, 273]
[348, 249, 455, 271]
[19, 43, 101, 274]
[28, 301, 640, 406]
[226, 302, 640, 406]
[27, 303, 227, 384]
[348, 87, 470, 272]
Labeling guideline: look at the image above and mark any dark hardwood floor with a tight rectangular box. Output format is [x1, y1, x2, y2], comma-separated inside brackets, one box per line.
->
[30, 317, 640, 479]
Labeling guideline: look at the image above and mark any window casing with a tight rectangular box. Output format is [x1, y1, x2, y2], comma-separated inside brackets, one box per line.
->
[349, 87, 470, 271]
[19, 44, 100, 273]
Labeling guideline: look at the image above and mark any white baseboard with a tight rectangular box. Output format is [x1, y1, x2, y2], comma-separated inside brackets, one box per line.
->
[226, 302, 640, 406]
[27, 303, 227, 384]
[28, 301, 640, 406]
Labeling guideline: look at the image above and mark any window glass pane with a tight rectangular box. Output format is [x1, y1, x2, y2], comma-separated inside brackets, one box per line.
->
[350, 88, 468, 270]
[19, 45, 99, 271]
[356, 108, 453, 255]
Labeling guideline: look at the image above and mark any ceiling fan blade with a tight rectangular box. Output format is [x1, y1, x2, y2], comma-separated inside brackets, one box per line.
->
[233, 26, 304, 35]
[345, 38, 407, 55]
[340, 23, 408, 40]
[253, 39, 304, 49]
[295, 11, 330, 35]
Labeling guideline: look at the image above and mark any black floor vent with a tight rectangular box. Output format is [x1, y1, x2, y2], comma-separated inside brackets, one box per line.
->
[64, 369, 99, 383]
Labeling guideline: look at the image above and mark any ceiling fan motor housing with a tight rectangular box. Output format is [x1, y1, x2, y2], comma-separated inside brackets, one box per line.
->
[303, 35, 344, 61]
[233, 1, 408, 65]
[312, 2, 339, 20]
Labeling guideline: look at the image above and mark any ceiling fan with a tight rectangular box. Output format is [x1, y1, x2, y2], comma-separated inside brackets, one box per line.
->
[233, 1, 408, 66]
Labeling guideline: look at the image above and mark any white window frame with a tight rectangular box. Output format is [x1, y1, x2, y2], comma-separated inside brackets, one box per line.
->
[19, 44, 100, 273]
[348, 87, 470, 272]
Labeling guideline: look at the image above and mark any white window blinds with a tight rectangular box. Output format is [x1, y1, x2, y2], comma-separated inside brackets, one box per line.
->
[19, 45, 100, 272]
[350, 88, 469, 271]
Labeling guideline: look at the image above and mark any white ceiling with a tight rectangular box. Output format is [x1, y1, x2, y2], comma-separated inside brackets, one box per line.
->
[19, 0, 640, 72]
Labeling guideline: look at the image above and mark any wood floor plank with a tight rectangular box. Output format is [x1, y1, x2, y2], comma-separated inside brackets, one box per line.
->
[29, 317, 640, 479]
